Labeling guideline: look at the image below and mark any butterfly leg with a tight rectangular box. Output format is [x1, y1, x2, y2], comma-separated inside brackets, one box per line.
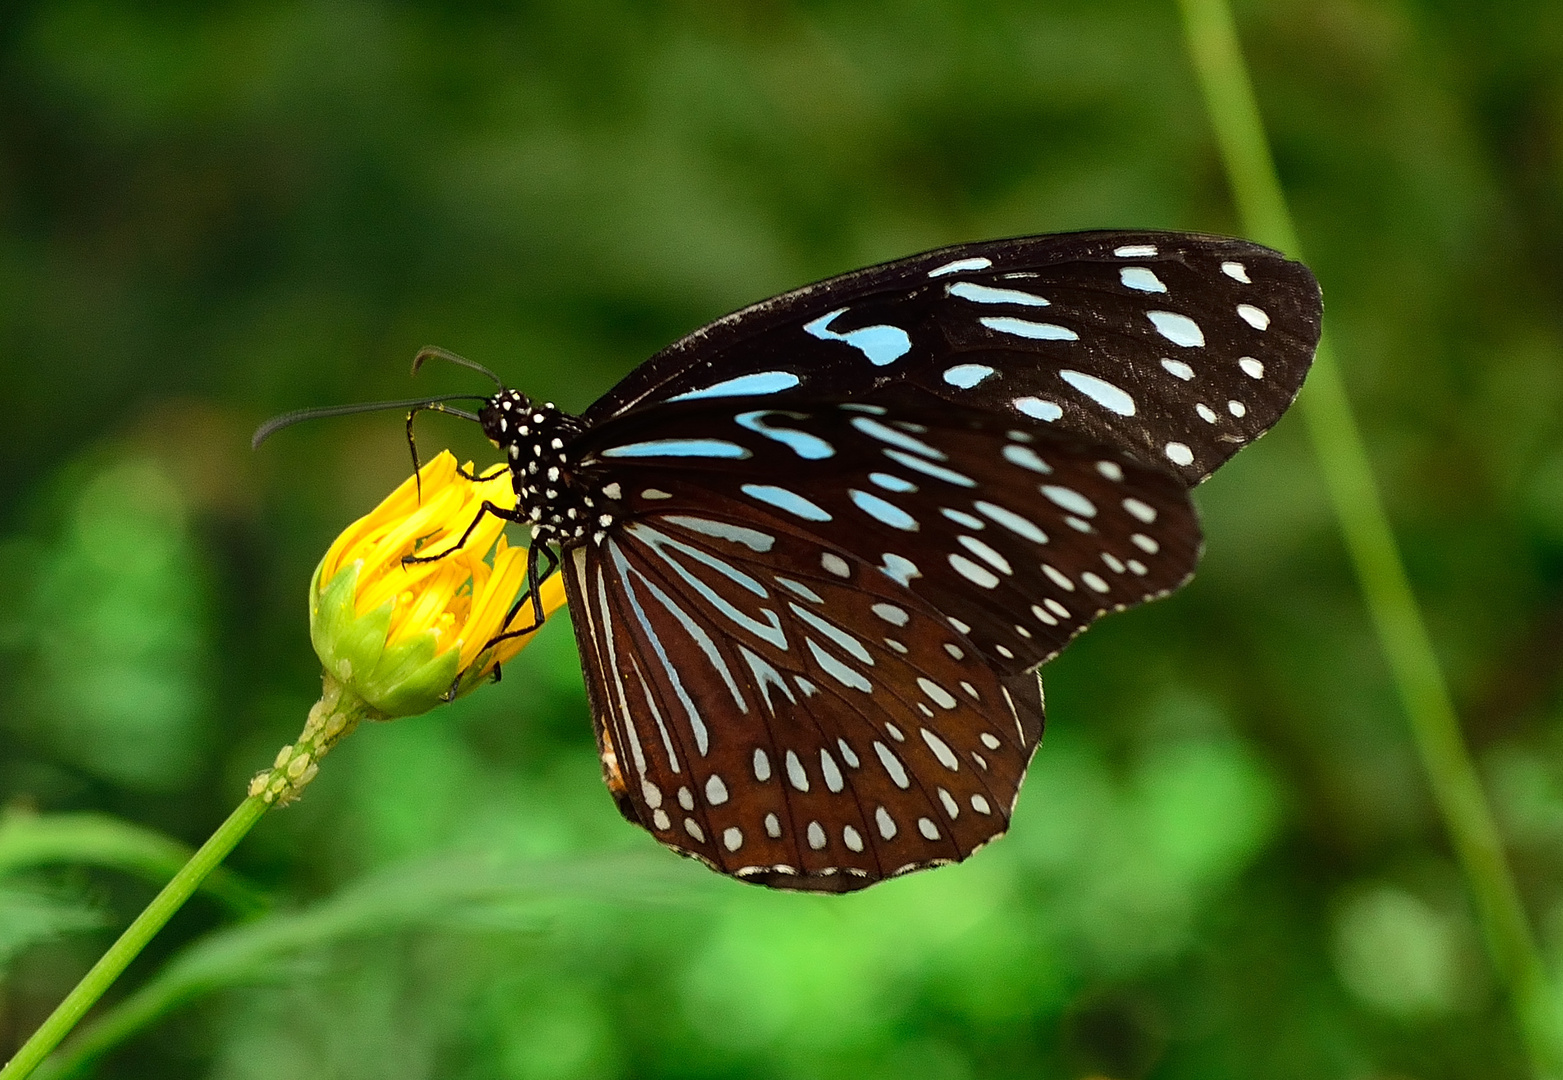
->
[447, 542, 560, 697]
[402, 499, 527, 567]
[485, 542, 561, 651]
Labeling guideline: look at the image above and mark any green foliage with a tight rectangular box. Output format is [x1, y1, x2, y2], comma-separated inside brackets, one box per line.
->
[2, 1, 1562, 1077]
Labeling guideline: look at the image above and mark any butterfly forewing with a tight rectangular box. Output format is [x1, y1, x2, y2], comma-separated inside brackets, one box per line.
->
[561, 491, 1046, 892]
[586, 231, 1321, 486]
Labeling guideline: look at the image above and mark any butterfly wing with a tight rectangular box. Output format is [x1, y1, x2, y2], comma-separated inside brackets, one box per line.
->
[585, 231, 1321, 486]
[558, 400, 1196, 889]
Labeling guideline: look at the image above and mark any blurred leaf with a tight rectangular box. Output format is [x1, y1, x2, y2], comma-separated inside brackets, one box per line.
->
[7, 459, 209, 791]
[0, 883, 103, 973]
[0, 810, 268, 917]
[42, 851, 716, 1079]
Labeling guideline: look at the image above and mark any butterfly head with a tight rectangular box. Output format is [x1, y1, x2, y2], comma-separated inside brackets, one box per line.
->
[478, 388, 537, 451]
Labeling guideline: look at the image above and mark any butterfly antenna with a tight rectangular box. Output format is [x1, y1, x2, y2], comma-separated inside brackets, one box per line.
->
[411, 346, 504, 389]
[252, 394, 484, 449]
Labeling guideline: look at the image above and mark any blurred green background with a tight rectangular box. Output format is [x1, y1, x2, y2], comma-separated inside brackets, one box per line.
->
[2, 1, 1561, 1077]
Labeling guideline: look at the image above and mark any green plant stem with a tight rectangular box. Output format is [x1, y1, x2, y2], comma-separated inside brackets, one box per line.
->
[0, 811, 269, 918]
[1177, 0, 1560, 1074]
[0, 797, 269, 1080]
[3, 677, 369, 1079]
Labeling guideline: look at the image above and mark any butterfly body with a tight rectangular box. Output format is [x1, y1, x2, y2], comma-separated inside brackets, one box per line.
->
[454, 230, 1321, 892]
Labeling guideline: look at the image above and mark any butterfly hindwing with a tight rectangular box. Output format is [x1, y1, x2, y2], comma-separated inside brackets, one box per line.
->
[562, 495, 1042, 892]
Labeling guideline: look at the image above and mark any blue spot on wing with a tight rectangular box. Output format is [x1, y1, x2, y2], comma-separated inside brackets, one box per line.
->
[740, 484, 832, 521]
[601, 439, 751, 459]
[669, 371, 800, 401]
[804, 308, 912, 366]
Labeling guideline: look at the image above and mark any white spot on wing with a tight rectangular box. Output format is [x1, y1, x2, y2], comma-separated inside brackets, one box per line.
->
[850, 489, 919, 531]
[939, 788, 960, 818]
[1042, 563, 1075, 591]
[1013, 396, 1063, 421]
[949, 552, 1001, 589]
[943, 363, 997, 388]
[820, 748, 845, 792]
[1237, 303, 1270, 330]
[785, 750, 809, 791]
[741, 484, 831, 521]
[1161, 358, 1195, 380]
[1042, 485, 1096, 517]
[1148, 310, 1205, 347]
[1114, 244, 1158, 257]
[874, 742, 911, 788]
[1165, 441, 1195, 467]
[958, 535, 1012, 575]
[928, 256, 992, 277]
[872, 602, 909, 626]
[1123, 498, 1157, 523]
[1239, 356, 1264, 379]
[1060, 369, 1137, 416]
[1222, 261, 1250, 283]
[948, 281, 1049, 306]
[981, 316, 1079, 341]
[1003, 444, 1052, 474]
[975, 500, 1048, 543]
[879, 553, 921, 586]
[1119, 266, 1167, 293]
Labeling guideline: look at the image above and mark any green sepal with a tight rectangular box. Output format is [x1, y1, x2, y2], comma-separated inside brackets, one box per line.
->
[308, 560, 461, 719]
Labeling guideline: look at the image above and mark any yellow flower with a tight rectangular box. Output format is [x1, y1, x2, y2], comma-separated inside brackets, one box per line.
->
[308, 450, 568, 718]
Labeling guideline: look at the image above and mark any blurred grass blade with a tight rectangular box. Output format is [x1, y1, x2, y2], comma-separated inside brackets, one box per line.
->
[0, 811, 269, 919]
[1176, 0, 1562, 1075]
[39, 851, 713, 1079]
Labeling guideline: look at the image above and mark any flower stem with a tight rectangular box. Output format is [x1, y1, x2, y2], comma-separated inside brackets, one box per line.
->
[1176, 0, 1561, 1073]
[0, 797, 268, 1080]
[2, 677, 373, 1079]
